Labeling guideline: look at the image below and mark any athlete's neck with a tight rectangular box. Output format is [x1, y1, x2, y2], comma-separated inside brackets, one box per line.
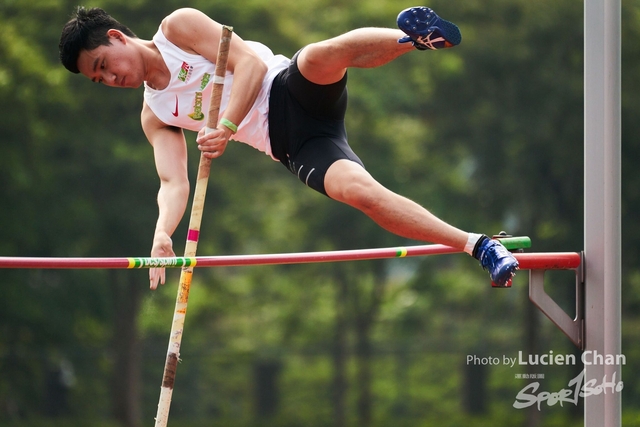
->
[141, 39, 170, 90]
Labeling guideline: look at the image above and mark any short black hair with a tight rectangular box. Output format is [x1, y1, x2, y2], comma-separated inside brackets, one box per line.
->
[59, 6, 136, 74]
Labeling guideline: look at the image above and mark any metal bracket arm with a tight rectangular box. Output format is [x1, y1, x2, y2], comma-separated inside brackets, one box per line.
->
[527, 252, 585, 350]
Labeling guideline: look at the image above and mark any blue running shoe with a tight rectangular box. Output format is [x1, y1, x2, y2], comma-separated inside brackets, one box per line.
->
[397, 6, 462, 50]
[473, 236, 519, 287]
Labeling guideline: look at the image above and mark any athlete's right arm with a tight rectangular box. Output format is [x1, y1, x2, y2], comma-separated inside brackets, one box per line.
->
[141, 101, 191, 290]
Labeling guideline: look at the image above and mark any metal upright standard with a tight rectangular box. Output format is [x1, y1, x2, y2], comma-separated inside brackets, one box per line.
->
[584, 0, 622, 425]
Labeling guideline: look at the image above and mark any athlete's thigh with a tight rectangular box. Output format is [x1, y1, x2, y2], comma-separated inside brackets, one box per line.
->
[286, 50, 348, 120]
[290, 136, 364, 197]
[323, 158, 380, 203]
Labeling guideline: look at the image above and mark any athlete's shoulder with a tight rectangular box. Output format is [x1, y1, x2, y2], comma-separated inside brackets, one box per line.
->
[161, 8, 210, 38]
[163, 8, 205, 24]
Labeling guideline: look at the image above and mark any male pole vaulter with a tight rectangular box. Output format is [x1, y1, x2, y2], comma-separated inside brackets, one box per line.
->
[58, 6, 519, 288]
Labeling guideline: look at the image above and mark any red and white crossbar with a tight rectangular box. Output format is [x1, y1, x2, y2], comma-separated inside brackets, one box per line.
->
[0, 246, 581, 270]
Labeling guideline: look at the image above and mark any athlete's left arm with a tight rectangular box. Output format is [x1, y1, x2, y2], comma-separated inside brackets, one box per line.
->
[161, 8, 268, 158]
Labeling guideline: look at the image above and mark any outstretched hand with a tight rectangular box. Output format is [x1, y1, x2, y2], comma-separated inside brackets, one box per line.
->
[149, 232, 175, 290]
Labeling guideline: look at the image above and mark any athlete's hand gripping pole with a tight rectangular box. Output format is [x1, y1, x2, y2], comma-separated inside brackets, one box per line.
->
[154, 25, 233, 427]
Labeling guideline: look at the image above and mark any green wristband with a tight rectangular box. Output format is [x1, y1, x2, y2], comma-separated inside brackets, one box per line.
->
[219, 118, 238, 133]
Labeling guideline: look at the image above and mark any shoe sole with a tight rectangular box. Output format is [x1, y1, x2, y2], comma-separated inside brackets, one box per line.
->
[397, 7, 462, 48]
[493, 263, 519, 288]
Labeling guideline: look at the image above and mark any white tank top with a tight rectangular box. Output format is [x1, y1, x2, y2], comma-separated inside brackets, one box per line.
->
[143, 27, 290, 159]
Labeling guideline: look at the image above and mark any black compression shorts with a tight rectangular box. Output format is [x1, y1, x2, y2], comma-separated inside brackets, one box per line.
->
[268, 50, 365, 196]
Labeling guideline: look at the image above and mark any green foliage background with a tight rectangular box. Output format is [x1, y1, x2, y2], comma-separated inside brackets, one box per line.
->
[0, 0, 638, 426]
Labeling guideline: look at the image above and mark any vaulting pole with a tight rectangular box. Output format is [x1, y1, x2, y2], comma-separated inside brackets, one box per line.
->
[153, 25, 233, 427]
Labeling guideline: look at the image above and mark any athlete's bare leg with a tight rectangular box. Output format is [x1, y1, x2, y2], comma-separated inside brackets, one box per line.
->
[297, 28, 413, 85]
[302, 21, 518, 287]
[324, 159, 469, 249]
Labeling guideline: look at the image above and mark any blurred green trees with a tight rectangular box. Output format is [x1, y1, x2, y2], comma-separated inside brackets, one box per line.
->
[0, 0, 638, 426]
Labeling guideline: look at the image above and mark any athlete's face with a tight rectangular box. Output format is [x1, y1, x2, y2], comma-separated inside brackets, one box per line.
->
[76, 29, 144, 89]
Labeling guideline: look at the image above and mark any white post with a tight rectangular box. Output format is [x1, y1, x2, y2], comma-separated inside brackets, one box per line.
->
[584, 0, 621, 425]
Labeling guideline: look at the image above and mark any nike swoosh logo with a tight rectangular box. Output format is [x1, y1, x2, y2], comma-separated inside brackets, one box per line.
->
[172, 96, 179, 117]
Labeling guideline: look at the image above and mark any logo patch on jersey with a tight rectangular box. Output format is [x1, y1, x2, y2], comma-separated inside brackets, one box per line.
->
[178, 62, 193, 83]
[172, 96, 179, 117]
[188, 92, 205, 121]
[200, 73, 211, 91]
